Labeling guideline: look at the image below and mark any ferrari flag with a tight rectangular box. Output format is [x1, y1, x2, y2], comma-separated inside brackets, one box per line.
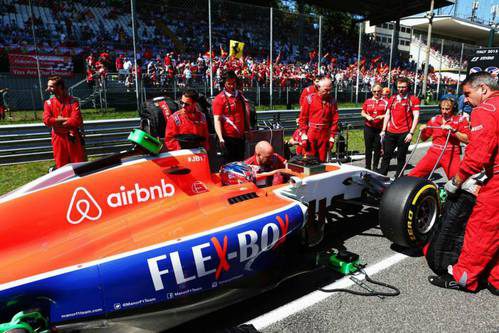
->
[229, 40, 244, 59]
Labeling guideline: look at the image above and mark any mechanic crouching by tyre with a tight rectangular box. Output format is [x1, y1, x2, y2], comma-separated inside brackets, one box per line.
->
[298, 77, 339, 162]
[379, 77, 420, 177]
[164, 89, 209, 151]
[43, 76, 87, 169]
[429, 72, 499, 295]
[212, 71, 250, 163]
[408, 98, 470, 179]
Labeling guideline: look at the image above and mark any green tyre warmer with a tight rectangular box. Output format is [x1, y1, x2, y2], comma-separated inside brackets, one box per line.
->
[425, 190, 476, 275]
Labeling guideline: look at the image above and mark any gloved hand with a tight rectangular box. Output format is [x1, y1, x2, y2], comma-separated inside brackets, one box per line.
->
[461, 176, 481, 196]
[300, 133, 309, 149]
[444, 177, 459, 195]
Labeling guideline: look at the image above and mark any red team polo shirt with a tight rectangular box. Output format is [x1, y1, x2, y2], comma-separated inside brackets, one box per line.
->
[362, 97, 388, 129]
[387, 94, 420, 134]
[212, 90, 246, 139]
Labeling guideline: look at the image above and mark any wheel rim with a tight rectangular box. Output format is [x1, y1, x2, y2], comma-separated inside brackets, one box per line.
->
[415, 195, 437, 235]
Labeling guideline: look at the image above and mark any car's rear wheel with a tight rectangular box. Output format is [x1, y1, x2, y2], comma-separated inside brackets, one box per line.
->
[379, 176, 440, 248]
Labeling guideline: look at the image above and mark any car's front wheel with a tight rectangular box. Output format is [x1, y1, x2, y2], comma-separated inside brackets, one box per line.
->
[379, 177, 440, 248]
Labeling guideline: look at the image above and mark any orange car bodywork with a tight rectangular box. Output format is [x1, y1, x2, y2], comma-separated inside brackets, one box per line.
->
[0, 149, 310, 323]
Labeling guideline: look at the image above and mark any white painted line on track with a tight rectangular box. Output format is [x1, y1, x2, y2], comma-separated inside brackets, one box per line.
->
[246, 252, 409, 330]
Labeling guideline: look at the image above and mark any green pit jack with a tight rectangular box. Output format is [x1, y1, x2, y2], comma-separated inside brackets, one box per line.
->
[0, 311, 48, 333]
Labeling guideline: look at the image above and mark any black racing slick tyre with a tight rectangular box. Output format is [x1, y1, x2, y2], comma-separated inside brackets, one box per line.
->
[379, 177, 440, 248]
[141, 101, 166, 138]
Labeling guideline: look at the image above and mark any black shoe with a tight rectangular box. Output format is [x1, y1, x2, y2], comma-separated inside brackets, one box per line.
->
[487, 283, 499, 296]
[428, 274, 469, 292]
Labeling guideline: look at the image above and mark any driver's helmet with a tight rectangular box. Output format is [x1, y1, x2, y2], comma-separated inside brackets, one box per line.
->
[220, 162, 255, 185]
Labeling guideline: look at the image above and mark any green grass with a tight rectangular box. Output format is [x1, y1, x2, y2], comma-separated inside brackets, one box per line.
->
[1, 103, 363, 124]
[0, 108, 139, 124]
[0, 160, 53, 195]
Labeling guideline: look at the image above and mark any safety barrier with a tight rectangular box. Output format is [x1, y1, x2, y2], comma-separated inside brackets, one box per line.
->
[0, 106, 438, 165]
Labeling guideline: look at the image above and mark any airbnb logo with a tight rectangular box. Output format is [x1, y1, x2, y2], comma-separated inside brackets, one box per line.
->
[66, 187, 103, 225]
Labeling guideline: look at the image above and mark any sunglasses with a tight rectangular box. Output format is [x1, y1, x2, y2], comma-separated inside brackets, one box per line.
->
[372, 90, 381, 93]
[180, 101, 192, 107]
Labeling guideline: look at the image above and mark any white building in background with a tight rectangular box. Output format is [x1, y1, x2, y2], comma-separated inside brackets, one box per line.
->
[363, 15, 498, 71]
[363, 21, 413, 54]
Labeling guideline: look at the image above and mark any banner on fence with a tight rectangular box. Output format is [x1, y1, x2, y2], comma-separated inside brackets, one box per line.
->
[8, 53, 74, 77]
[466, 47, 499, 77]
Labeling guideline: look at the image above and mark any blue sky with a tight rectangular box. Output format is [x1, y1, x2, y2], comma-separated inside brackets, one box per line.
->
[437, 0, 499, 24]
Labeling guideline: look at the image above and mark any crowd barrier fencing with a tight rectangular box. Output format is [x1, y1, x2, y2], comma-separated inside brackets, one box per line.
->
[0, 105, 438, 165]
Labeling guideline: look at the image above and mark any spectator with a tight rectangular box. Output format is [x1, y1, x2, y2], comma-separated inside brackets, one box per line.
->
[440, 87, 456, 101]
[457, 93, 473, 117]
[43, 76, 86, 168]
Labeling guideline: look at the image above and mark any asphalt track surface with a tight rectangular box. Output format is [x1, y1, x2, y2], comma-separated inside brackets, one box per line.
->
[86, 143, 499, 333]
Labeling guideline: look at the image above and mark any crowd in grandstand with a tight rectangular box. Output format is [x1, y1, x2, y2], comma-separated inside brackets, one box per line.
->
[0, 0, 464, 93]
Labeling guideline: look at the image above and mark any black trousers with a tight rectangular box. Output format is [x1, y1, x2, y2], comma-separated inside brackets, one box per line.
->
[223, 136, 246, 163]
[379, 131, 410, 177]
[364, 126, 382, 170]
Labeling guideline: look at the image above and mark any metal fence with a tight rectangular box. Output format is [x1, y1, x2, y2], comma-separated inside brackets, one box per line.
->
[0, 105, 439, 165]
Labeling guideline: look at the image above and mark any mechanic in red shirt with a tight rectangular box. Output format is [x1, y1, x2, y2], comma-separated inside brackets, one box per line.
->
[430, 72, 499, 295]
[379, 77, 420, 177]
[245, 140, 287, 187]
[43, 76, 86, 168]
[408, 98, 470, 179]
[298, 77, 339, 162]
[164, 89, 209, 151]
[361, 84, 388, 170]
[299, 75, 322, 106]
[212, 71, 249, 163]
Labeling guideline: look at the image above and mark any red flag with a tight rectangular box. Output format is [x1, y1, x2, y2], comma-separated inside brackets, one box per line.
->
[275, 51, 281, 65]
[309, 50, 317, 62]
[220, 45, 228, 58]
[371, 55, 382, 64]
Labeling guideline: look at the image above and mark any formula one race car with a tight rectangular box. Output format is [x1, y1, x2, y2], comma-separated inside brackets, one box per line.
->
[0, 129, 440, 332]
